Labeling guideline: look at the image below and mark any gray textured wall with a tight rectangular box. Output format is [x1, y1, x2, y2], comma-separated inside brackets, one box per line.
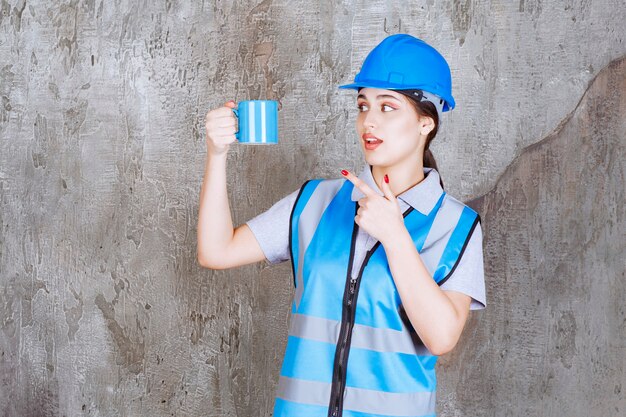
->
[0, 1, 624, 416]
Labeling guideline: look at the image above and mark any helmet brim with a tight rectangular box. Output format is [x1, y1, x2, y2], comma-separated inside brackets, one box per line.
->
[338, 81, 455, 112]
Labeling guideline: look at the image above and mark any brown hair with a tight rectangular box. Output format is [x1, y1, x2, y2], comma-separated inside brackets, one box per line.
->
[403, 96, 444, 188]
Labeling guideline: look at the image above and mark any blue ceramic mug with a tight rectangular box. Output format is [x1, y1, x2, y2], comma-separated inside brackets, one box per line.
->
[232, 100, 278, 144]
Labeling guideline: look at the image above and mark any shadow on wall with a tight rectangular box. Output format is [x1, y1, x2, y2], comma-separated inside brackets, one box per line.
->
[438, 56, 626, 416]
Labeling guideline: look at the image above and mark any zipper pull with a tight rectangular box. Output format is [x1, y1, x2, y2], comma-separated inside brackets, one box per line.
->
[347, 278, 357, 306]
[332, 405, 340, 416]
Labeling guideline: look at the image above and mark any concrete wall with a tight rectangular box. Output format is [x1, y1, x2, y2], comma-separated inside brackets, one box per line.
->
[0, 1, 624, 416]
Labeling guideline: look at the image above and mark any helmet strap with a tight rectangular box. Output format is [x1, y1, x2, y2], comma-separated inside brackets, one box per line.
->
[400, 89, 444, 121]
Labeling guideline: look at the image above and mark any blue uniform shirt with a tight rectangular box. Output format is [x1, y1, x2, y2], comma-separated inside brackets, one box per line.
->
[247, 166, 486, 310]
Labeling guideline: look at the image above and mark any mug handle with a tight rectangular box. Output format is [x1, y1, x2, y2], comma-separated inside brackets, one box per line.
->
[231, 107, 240, 140]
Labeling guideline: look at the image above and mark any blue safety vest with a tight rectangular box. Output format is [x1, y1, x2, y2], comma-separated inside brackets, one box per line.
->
[273, 177, 480, 417]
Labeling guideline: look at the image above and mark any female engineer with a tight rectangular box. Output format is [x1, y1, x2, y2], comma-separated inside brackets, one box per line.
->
[197, 34, 486, 417]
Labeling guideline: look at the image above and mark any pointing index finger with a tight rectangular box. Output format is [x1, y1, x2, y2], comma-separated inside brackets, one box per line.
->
[341, 169, 377, 197]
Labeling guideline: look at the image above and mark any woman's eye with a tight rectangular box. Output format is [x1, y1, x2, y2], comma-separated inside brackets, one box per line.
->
[357, 103, 394, 112]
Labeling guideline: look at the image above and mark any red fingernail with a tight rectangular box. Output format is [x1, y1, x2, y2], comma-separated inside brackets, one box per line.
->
[341, 170, 348, 176]
[384, 174, 389, 183]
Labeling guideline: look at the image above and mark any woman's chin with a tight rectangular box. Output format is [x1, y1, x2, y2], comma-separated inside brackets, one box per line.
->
[363, 152, 387, 167]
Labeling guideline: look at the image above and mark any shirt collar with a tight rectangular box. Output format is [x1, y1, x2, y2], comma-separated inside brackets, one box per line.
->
[350, 165, 444, 215]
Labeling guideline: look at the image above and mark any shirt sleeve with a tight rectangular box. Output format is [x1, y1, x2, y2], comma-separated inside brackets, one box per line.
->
[440, 223, 486, 310]
[245, 188, 300, 265]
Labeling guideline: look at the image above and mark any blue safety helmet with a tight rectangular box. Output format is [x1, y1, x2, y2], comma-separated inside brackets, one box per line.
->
[339, 34, 456, 113]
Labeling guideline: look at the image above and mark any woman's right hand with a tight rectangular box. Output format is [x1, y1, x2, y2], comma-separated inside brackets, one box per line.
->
[204, 100, 238, 156]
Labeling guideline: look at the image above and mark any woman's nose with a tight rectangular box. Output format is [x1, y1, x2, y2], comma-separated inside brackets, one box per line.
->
[362, 109, 378, 129]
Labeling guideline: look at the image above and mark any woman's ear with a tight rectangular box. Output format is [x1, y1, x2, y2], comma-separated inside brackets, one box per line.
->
[419, 116, 435, 136]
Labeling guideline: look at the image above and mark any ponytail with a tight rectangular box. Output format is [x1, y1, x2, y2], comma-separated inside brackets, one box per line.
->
[423, 149, 438, 170]
[423, 149, 444, 188]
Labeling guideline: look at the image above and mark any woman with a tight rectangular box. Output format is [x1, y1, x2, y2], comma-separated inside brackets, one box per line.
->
[198, 34, 486, 417]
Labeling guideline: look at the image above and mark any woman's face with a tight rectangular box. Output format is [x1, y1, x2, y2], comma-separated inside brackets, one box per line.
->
[355, 87, 429, 169]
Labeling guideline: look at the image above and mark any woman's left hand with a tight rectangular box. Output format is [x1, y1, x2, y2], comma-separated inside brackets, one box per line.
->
[342, 170, 406, 245]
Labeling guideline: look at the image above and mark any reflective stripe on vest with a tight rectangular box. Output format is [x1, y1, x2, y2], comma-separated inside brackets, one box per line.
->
[276, 178, 479, 417]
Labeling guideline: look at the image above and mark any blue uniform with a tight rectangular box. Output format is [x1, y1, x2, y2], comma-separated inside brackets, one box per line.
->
[271, 173, 480, 417]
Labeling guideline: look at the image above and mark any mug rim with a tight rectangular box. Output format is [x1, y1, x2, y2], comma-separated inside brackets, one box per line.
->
[237, 99, 278, 103]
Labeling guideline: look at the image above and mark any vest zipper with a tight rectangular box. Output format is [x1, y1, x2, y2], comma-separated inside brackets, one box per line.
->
[329, 245, 377, 417]
[327, 207, 414, 417]
[330, 286, 353, 417]
[327, 206, 360, 417]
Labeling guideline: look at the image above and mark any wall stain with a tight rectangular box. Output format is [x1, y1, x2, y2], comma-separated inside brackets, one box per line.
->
[190, 310, 212, 345]
[94, 293, 145, 374]
[249, 0, 272, 16]
[63, 100, 88, 137]
[119, 3, 139, 47]
[32, 113, 51, 169]
[0, 1, 10, 27]
[0, 64, 15, 97]
[20, 277, 49, 329]
[11, 0, 26, 33]
[253, 41, 276, 100]
[0, 276, 17, 338]
[452, 0, 473, 46]
[63, 285, 83, 342]
[519, 0, 543, 17]
[48, 82, 60, 100]
[0, 95, 10, 125]
[383, 17, 402, 34]
[52, 0, 80, 73]
[554, 310, 577, 369]
[0, 62, 14, 134]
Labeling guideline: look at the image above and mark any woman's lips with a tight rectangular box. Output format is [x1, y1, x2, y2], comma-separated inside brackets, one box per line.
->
[364, 141, 382, 150]
[363, 133, 383, 150]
